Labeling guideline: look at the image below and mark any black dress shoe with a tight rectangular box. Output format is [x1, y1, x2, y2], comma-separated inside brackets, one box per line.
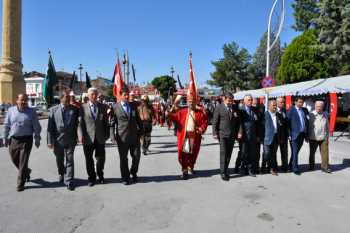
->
[98, 178, 105, 184]
[221, 174, 229, 181]
[321, 168, 332, 174]
[88, 181, 95, 187]
[293, 171, 301, 175]
[182, 171, 189, 180]
[58, 175, 64, 183]
[67, 183, 75, 191]
[26, 168, 32, 182]
[132, 175, 138, 183]
[248, 170, 256, 177]
[122, 179, 131, 185]
[17, 186, 25, 192]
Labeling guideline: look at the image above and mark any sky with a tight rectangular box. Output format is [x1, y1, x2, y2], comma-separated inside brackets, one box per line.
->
[0, 0, 299, 85]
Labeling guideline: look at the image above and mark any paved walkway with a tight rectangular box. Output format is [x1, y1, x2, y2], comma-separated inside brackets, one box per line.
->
[0, 120, 349, 233]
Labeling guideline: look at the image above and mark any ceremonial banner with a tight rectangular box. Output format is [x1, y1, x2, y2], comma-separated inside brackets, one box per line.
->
[113, 58, 124, 102]
[329, 92, 338, 135]
[188, 53, 199, 102]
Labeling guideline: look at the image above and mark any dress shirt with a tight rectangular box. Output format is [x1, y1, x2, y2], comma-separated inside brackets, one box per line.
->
[295, 106, 306, 132]
[3, 106, 42, 140]
[121, 101, 130, 116]
[89, 101, 97, 119]
[268, 110, 278, 134]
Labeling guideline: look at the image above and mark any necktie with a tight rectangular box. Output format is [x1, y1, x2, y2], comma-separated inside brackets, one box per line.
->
[91, 105, 96, 120]
[62, 107, 67, 126]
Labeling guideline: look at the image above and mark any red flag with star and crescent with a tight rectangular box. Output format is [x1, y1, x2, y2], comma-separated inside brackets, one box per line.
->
[113, 58, 124, 102]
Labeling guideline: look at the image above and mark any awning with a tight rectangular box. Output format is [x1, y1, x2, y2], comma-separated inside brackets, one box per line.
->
[234, 75, 350, 100]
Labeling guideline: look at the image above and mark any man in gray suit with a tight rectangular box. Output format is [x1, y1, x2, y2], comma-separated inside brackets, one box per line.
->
[47, 91, 79, 190]
[79, 87, 109, 186]
[110, 87, 143, 185]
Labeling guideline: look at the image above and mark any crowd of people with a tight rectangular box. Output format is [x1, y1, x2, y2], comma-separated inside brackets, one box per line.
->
[2, 87, 332, 192]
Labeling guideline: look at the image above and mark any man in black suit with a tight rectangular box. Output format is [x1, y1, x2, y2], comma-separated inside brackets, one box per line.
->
[110, 87, 143, 185]
[239, 94, 263, 177]
[47, 91, 79, 190]
[78, 87, 110, 186]
[212, 93, 241, 181]
[276, 97, 289, 172]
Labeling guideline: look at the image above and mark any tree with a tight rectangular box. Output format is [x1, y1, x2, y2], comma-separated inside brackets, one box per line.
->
[207, 42, 251, 92]
[248, 32, 283, 89]
[151, 75, 177, 100]
[292, 0, 321, 32]
[315, 0, 350, 75]
[276, 30, 329, 84]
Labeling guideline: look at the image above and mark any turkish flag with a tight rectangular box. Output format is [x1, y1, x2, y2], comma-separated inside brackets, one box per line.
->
[187, 54, 199, 102]
[286, 95, 292, 110]
[113, 58, 124, 102]
[329, 92, 338, 135]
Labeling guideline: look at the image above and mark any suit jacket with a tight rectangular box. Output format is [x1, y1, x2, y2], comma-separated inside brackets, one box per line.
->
[239, 105, 263, 143]
[264, 111, 284, 146]
[47, 104, 79, 147]
[212, 103, 241, 139]
[110, 102, 143, 144]
[287, 106, 309, 141]
[78, 102, 110, 145]
[277, 107, 289, 143]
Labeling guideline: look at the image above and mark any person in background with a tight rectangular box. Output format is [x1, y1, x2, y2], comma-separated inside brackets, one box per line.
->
[69, 91, 81, 109]
[138, 95, 154, 155]
[252, 98, 265, 174]
[47, 91, 79, 191]
[276, 97, 289, 172]
[3, 94, 41, 192]
[287, 97, 309, 175]
[308, 100, 331, 173]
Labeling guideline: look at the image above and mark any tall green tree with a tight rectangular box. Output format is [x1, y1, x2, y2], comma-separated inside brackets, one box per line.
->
[276, 30, 329, 84]
[151, 75, 176, 100]
[208, 42, 251, 92]
[248, 32, 283, 89]
[315, 0, 350, 75]
[292, 0, 321, 32]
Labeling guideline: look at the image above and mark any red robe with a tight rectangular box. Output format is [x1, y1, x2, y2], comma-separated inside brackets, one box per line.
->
[169, 107, 208, 170]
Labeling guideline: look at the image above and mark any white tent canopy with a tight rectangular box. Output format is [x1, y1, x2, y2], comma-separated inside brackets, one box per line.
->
[234, 75, 350, 100]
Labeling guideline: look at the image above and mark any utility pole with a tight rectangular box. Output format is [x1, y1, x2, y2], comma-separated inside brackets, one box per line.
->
[78, 64, 83, 93]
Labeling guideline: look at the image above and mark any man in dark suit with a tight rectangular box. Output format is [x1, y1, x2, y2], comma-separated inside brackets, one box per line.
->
[78, 87, 110, 186]
[212, 93, 241, 181]
[263, 99, 282, 176]
[110, 88, 143, 185]
[240, 94, 263, 177]
[47, 91, 79, 190]
[276, 97, 289, 172]
[287, 97, 309, 175]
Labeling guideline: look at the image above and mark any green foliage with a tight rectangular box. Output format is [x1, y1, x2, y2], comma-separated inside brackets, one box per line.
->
[292, 0, 321, 32]
[315, 0, 350, 76]
[248, 32, 283, 89]
[208, 42, 251, 92]
[276, 30, 329, 84]
[151, 75, 177, 100]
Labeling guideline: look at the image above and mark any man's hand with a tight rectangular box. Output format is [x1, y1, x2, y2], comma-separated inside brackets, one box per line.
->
[47, 144, 54, 149]
[237, 133, 242, 139]
[34, 139, 40, 148]
[213, 134, 218, 140]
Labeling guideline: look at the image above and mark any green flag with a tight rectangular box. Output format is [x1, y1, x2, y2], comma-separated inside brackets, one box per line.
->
[85, 72, 92, 89]
[42, 52, 57, 106]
